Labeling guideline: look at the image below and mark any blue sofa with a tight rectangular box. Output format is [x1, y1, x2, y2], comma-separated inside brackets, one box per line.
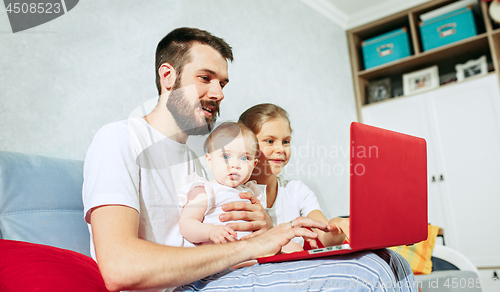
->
[0, 151, 108, 291]
[0, 151, 89, 254]
[0, 151, 482, 292]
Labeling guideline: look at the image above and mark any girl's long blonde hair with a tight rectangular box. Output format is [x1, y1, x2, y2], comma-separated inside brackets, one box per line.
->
[238, 103, 292, 134]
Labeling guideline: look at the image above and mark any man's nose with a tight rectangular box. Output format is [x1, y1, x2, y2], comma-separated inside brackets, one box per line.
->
[208, 81, 224, 101]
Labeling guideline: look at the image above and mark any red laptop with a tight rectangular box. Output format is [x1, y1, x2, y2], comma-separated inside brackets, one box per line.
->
[257, 122, 428, 264]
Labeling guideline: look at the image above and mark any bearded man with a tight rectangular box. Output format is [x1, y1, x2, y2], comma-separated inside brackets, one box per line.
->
[83, 27, 418, 292]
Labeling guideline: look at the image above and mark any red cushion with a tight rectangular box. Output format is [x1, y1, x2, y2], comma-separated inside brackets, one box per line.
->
[0, 239, 109, 292]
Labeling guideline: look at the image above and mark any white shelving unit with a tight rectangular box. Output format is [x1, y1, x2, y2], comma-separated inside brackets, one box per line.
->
[362, 74, 500, 268]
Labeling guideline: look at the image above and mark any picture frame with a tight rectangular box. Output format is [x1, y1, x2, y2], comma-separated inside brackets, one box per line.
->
[403, 65, 439, 96]
[367, 77, 391, 103]
[455, 55, 488, 82]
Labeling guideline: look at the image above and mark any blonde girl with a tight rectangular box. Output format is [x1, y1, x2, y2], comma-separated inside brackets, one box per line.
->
[238, 104, 348, 251]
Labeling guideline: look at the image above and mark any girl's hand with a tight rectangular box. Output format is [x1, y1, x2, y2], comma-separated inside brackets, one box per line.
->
[327, 217, 350, 242]
[209, 225, 237, 244]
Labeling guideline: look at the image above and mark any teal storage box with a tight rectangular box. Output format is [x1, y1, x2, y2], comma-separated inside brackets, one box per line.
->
[420, 6, 477, 51]
[361, 27, 411, 70]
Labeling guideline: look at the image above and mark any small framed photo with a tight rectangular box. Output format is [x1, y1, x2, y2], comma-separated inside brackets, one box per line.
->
[455, 55, 487, 82]
[367, 78, 391, 103]
[403, 65, 439, 96]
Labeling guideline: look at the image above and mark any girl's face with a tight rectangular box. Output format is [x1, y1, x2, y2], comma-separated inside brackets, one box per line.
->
[255, 118, 292, 177]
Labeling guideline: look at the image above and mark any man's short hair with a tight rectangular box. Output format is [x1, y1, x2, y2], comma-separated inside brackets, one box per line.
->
[155, 27, 234, 95]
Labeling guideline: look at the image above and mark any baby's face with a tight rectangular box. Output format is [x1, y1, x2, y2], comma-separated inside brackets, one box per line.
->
[205, 134, 258, 188]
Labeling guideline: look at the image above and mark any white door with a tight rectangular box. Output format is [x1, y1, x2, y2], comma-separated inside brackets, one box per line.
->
[362, 95, 450, 234]
[426, 74, 500, 267]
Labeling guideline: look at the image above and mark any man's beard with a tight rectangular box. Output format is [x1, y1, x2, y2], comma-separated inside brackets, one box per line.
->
[166, 77, 220, 136]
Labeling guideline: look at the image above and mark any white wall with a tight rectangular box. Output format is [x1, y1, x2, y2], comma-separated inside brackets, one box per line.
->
[0, 0, 357, 217]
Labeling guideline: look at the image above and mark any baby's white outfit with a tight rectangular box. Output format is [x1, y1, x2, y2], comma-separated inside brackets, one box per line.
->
[178, 173, 266, 241]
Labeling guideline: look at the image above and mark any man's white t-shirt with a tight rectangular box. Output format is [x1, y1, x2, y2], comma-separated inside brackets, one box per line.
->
[83, 117, 207, 261]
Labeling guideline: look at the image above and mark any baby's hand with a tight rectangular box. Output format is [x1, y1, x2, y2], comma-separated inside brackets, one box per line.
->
[209, 225, 238, 244]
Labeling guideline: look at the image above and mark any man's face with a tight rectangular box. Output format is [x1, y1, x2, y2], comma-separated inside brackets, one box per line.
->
[205, 134, 258, 188]
[166, 43, 229, 135]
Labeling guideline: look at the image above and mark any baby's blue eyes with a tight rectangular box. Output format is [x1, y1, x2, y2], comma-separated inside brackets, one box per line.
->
[221, 154, 250, 161]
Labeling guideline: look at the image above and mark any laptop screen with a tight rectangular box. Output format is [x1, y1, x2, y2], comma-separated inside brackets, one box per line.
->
[349, 122, 428, 250]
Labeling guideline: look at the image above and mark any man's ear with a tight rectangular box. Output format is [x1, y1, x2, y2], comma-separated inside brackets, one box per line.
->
[158, 63, 177, 92]
[205, 153, 212, 170]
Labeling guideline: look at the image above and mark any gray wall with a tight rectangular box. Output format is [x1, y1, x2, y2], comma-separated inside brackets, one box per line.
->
[0, 0, 357, 217]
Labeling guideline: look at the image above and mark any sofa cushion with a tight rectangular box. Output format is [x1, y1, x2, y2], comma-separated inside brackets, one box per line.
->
[389, 224, 440, 275]
[0, 151, 90, 256]
[0, 239, 109, 292]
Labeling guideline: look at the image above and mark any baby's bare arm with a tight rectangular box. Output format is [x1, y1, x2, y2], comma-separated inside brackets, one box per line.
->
[179, 187, 214, 243]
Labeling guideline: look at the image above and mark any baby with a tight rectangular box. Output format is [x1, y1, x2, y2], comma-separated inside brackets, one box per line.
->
[178, 121, 264, 244]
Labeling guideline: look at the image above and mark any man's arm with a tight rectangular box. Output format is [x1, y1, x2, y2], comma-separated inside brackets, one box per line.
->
[91, 205, 328, 291]
[91, 205, 250, 291]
